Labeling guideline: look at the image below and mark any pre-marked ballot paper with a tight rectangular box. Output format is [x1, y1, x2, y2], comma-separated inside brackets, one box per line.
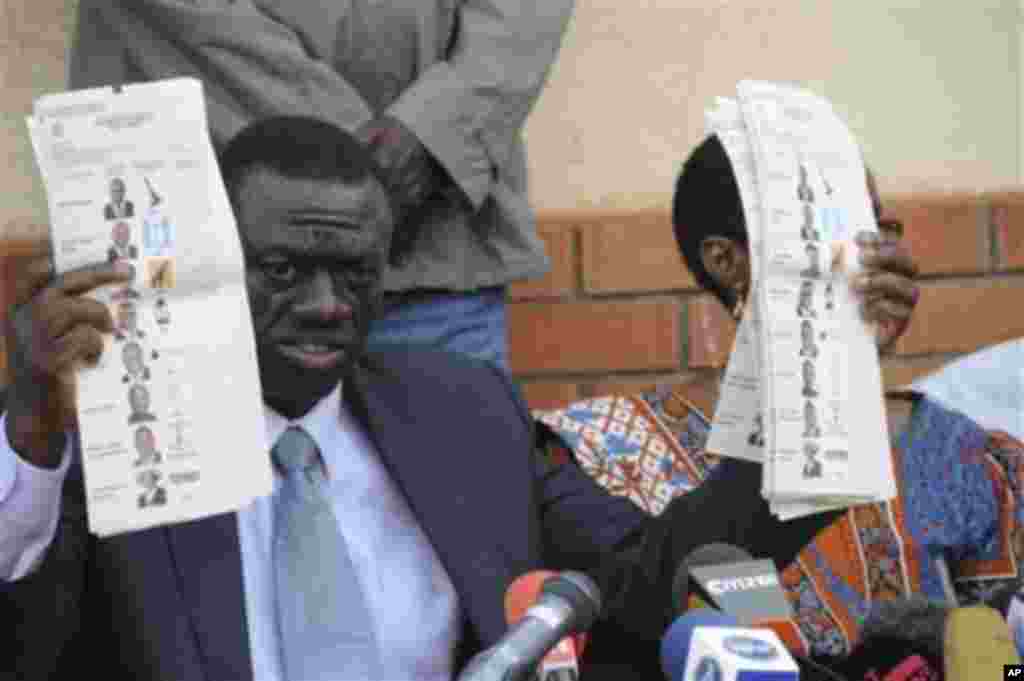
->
[705, 82, 896, 521]
[27, 78, 272, 536]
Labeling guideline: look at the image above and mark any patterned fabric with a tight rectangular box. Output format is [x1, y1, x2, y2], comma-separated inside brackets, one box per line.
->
[536, 387, 1024, 657]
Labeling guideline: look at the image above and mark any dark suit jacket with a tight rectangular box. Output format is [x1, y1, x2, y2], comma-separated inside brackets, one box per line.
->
[104, 201, 135, 220]
[137, 487, 167, 509]
[107, 244, 138, 262]
[1, 348, 839, 680]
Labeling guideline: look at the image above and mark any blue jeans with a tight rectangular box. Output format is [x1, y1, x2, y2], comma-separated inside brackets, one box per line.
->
[367, 287, 509, 369]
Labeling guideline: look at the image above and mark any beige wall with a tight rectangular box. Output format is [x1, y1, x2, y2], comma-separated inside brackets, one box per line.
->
[1, 0, 77, 238]
[525, 0, 1022, 211]
[0, 1, 1020, 232]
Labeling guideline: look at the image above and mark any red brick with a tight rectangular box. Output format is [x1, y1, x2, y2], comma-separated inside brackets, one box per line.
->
[886, 196, 988, 275]
[893, 279, 1024, 356]
[508, 299, 681, 374]
[581, 212, 697, 294]
[520, 381, 580, 410]
[509, 220, 576, 300]
[687, 295, 736, 369]
[881, 355, 960, 391]
[585, 378, 664, 400]
[993, 195, 1024, 270]
[588, 372, 720, 417]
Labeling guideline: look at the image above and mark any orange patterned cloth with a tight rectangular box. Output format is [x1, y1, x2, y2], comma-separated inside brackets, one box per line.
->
[536, 388, 1024, 657]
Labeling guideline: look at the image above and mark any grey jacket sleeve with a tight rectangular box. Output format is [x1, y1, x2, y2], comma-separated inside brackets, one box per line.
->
[68, 0, 375, 148]
[69, 0, 575, 211]
[387, 0, 576, 209]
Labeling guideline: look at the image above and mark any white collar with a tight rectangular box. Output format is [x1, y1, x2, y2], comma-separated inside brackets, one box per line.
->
[264, 382, 345, 480]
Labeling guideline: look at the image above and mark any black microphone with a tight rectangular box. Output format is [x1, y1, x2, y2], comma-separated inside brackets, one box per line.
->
[832, 598, 943, 681]
[457, 571, 602, 681]
[968, 575, 1024, 659]
[670, 543, 850, 680]
[833, 597, 1019, 680]
[671, 543, 753, 615]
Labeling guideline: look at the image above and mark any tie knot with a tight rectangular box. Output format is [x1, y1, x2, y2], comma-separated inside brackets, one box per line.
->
[272, 427, 322, 475]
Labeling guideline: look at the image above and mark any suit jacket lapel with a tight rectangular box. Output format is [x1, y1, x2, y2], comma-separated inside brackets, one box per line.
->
[166, 512, 253, 681]
[345, 360, 512, 648]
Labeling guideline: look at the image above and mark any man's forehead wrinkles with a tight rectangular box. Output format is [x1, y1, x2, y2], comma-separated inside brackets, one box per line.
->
[249, 225, 379, 259]
[282, 223, 376, 251]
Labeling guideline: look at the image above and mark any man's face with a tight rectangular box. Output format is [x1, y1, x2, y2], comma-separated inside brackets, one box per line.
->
[135, 427, 155, 454]
[113, 222, 131, 248]
[137, 470, 159, 490]
[234, 168, 394, 413]
[123, 343, 144, 374]
[803, 361, 816, 386]
[110, 178, 126, 204]
[130, 385, 150, 413]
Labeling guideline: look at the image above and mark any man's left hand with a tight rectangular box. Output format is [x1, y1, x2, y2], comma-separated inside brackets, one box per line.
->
[851, 229, 920, 353]
[357, 115, 444, 214]
[356, 115, 445, 265]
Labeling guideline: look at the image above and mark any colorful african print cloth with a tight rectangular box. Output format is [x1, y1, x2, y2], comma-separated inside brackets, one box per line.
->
[536, 388, 1024, 657]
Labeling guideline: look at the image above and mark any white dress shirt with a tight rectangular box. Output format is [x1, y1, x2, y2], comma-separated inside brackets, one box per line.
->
[0, 384, 461, 680]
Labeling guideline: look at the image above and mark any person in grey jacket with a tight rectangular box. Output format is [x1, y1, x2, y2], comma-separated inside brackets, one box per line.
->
[70, 1, 576, 368]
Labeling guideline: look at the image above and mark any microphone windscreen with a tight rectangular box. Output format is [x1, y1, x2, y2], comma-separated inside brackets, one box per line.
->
[504, 571, 555, 625]
[504, 570, 590, 656]
[659, 610, 739, 681]
[859, 596, 948, 663]
[834, 597, 945, 680]
[944, 605, 1020, 680]
[541, 571, 602, 630]
[671, 543, 753, 614]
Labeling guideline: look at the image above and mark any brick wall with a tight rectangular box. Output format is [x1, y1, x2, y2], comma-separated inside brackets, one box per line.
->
[2, 193, 1022, 399]
[509, 193, 1024, 410]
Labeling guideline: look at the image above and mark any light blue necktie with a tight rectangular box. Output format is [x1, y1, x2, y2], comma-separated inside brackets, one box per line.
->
[272, 426, 379, 680]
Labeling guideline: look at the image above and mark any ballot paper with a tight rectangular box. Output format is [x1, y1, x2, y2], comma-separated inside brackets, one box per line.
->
[26, 78, 272, 536]
[704, 82, 896, 520]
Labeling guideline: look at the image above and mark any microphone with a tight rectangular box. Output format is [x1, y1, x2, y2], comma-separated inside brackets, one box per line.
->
[674, 543, 809, 657]
[671, 543, 753, 614]
[457, 571, 602, 681]
[944, 604, 1020, 680]
[504, 571, 587, 681]
[968, 575, 1024, 659]
[834, 597, 1020, 681]
[660, 610, 799, 681]
[832, 597, 944, 681]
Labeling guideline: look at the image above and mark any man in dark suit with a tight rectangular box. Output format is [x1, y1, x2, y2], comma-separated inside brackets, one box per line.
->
[106, 221, 139, 262]
[802, 442, 823, 479]
[0, 118, 842, 680]
[104, 177, 134, 220]
[113, 300, 144, 342]
[132, 426, 162, 467]
[802, 358, 820, 398]
[126, 383, 157, 424]
[136, 469, 167, 508]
